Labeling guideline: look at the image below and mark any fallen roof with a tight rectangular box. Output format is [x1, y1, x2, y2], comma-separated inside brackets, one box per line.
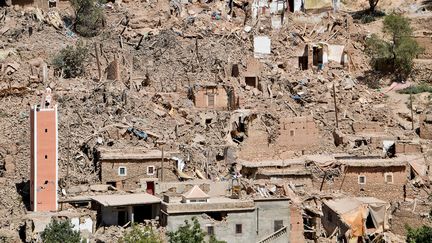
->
[324, 197, 386, 215]
[98, 148, 177, 160]
[182, 185, 209, 199]
[91, 193, 161, 206]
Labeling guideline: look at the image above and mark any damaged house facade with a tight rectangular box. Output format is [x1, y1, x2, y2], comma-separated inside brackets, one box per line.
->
[91, 193, 161, 226]
[98, 148, 178, 191]
[191, 84, 238, 110]
[331, 156, 409, 202]
[322, 197, 389, 242]
[237, 115, 320, 160]
[161, 185, 294, 243]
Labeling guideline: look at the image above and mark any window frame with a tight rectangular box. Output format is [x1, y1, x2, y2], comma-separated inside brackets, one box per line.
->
[207, 94, 215, 107]
[274, 220, 284, 232]
[206, 225, 215, 235]
[235, 224, 242, 234]
[118, 166, 127, 176]
[147, 165, 155, 175]
[358, 175, 366, 185]
[384, 172, 393, 184]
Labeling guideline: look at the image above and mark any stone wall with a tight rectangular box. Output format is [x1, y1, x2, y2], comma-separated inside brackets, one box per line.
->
[238, 115, 320, 160]
[419, 114, 432, 139]
[194, 86, 229, 110]
[322, 166, 407, 202]
[101, 159, 177, 189]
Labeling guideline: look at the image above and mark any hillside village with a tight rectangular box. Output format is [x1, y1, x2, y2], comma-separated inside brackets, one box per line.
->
[0, 0, 432, 241]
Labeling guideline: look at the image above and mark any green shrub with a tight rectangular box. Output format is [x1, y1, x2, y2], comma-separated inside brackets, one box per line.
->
[167, 217, 226, 243]
[52, 41, 89, 78]
[41, 219, 81, 243]
[397, 83, 432, 94]
[119, 224, 163, 243]
[366, 14, 423, 81]
[71, 0, 105, 37]
[406, 225, 432, 243]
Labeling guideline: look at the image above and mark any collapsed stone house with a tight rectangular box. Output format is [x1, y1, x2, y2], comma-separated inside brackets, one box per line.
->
[160, 185, 297, 243]
[296, 42, 348, 70]
[334, 121, 396, 151]
[191, 84, 238, 110]
[321, 197, 389, 242]
[238, 158, 313, 189]
[98, 148, 179, 192]
[237, 115, 320, 160]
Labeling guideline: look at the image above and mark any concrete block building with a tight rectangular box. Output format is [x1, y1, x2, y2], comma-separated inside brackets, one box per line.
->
[161, 185, 293, 243]
[30, 88, 58, 212]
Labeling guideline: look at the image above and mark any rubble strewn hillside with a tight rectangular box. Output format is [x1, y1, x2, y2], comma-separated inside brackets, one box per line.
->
[0, 0, 431, 241]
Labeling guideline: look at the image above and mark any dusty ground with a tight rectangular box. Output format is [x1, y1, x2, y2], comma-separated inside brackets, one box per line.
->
[0, 0, 431, 240]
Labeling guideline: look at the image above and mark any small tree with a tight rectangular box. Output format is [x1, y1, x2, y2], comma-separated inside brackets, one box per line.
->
[71, 0, 105, 37]
[406, 225, 432, 243]
[368, 0, 379, 13]
[167, 217, 226, 243]
[366, 14, 423, 81]
[119, 224, 163, 243]
[41, 219, 81, 243]
[52, 41, 89, 78]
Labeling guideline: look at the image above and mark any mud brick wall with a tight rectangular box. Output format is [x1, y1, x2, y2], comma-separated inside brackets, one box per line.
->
[194, 87, 228, 110]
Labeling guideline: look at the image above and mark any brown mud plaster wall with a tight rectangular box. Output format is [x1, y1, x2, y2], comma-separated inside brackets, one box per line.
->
[321, 165, 407, 202]
[238, 116, 320, 160]
[194, 86, 231, 110]
[101, 159, 177, 189]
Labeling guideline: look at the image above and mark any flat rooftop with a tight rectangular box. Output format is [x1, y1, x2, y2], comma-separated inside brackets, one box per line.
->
[162, 197, 255, 214]
[238, 158, 305, 167]
[91, 193, 161, 206]
[98, 148, 178, 160]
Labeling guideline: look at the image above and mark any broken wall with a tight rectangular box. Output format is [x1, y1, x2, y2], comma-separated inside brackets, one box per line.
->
[194, 86, 229, 110]
[419, 113, 432, 139]
[277, 116, 320, 151]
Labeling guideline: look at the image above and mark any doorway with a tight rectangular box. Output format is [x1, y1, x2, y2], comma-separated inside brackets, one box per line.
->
[134, 205, 153, 222]
[146, 181, 155, 195]
[312, 47, 323, 66]
[117, 209, 127, 225]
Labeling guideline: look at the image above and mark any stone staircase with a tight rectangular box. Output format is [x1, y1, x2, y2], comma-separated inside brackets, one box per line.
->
[257, 226, 289, 243]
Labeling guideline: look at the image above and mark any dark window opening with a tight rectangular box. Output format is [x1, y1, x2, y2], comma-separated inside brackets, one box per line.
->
[107, 181, 117, 188]
[45, 155, 48, 159]
[235, 224, 242, 234]
[45, 129, 48, 133]
[207, 226, 215, 235]
[274, 220, 284, 232]
[206, 118, 213, 124]
[207, 212, 227, 221]
[44, 180, 48, 185]
[216, 153, 225, 161]
[245, 76, 257, 88]
[290, 130, 295, 136]
[299, 56, 308, 70]
[358, 176, 366, 184]
[231, 64, 239, 77]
